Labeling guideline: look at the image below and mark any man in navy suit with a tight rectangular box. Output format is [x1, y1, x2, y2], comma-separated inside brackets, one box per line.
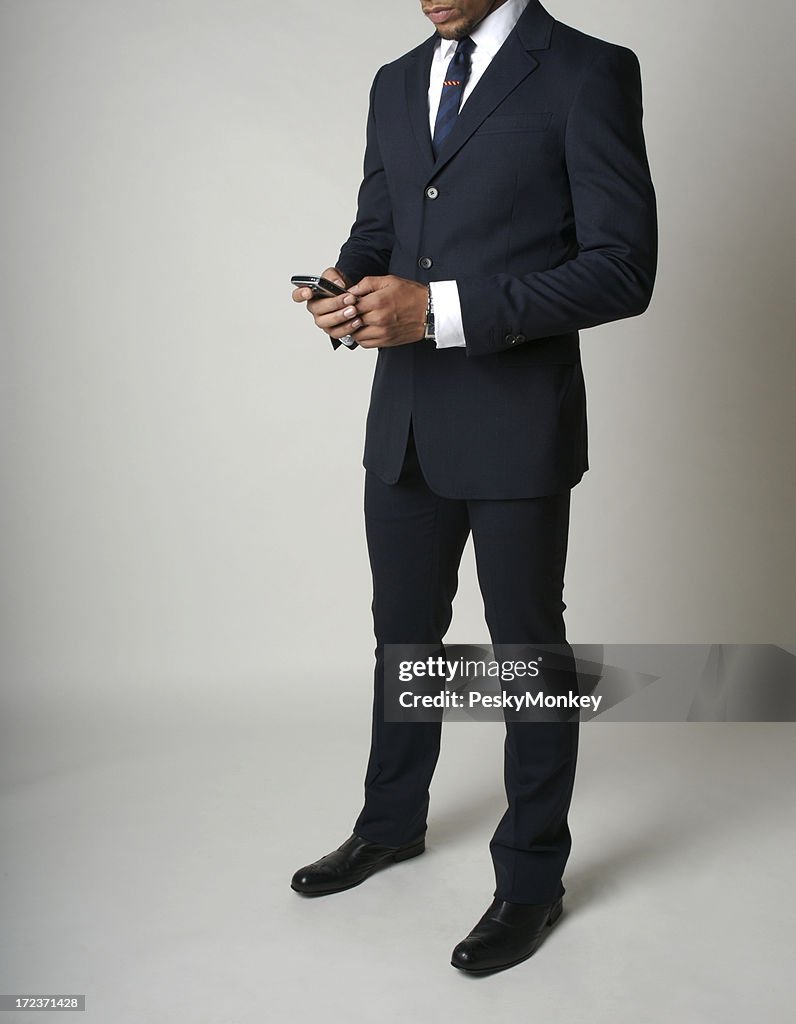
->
[291, 0, 657, 973]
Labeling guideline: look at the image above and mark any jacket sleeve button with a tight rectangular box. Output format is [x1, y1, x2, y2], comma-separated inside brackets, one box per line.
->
[418, 257, 433, 270]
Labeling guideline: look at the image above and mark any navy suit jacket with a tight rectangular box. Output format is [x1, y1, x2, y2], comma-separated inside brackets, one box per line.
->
[337, 0, 658, 499]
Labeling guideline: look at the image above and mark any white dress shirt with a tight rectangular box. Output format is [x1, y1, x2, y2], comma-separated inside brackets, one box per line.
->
[427, 0, 531, 348]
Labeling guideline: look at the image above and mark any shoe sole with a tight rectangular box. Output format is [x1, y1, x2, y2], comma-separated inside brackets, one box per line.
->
[290, 838, 426, 897]
[450, 897, 564, 974]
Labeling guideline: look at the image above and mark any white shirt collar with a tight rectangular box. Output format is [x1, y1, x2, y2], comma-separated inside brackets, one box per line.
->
[438, 0, 530, 61]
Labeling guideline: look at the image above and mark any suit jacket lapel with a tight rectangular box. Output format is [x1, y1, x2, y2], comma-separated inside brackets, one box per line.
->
[429, 32, 539, 178]
[405, 34, 438, 173]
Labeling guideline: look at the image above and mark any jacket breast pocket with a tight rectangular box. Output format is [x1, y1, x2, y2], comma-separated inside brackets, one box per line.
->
[476, 112, 552, 135]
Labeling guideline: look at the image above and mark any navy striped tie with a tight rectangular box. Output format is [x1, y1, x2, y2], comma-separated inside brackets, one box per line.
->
[432, 36, 476, 157]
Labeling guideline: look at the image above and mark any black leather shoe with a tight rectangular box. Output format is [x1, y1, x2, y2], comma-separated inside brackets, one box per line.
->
[291, 833, 426, 896]
[451, 896, 564, 973]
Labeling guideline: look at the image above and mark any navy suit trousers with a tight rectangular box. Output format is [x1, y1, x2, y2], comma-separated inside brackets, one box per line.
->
[354, 424, 580, 904]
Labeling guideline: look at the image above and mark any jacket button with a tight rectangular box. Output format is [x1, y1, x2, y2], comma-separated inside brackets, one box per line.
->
[425, 186, 439, 199]
[418, 257, 433, 270]
[515, 334, 526, 344]
[505, 334, 517, 345]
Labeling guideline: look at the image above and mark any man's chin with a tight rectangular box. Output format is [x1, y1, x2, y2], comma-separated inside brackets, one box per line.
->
[437, 24, 469, 40]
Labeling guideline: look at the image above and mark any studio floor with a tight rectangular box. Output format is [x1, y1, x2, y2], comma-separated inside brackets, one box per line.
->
[1, 683, 793, 1024]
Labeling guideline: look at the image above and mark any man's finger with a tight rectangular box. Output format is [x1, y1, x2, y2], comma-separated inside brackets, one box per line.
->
[353, 330, 381, 348]
[329, 318, 363, 339]
[347, 275, 388, 297]
[316, 306, 360, 331]
[321, 266, 350, 291]
[348, 292, 380, 315]
[307, 294, 350, 317]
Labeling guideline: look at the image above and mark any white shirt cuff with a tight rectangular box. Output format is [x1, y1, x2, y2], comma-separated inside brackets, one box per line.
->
[430, 280, 466, 348]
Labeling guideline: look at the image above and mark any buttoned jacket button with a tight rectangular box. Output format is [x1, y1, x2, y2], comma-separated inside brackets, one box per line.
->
[418, 257, 433, 270]
[426, 186, 439, 199]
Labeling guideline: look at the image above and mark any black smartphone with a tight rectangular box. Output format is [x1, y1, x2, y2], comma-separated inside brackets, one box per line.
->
[290, 275, 347, 298]
[291, 274, 358, 349]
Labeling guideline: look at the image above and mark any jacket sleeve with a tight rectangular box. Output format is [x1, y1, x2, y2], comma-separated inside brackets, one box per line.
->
[336, 67, 395, 285]
[457, 45, 658, 357]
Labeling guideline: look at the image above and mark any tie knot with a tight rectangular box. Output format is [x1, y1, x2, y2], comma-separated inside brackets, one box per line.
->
[455, 36, 475, 59]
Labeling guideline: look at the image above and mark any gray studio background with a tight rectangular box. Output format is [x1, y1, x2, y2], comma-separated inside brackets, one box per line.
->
[1, 3, 795, 1023]
[2, 0, 795, 696]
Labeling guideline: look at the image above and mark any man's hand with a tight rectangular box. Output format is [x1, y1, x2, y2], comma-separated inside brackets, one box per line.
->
[291, 266, 362, 343]
[291, 269, 428, 348]
[345, 276, 428, 349]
